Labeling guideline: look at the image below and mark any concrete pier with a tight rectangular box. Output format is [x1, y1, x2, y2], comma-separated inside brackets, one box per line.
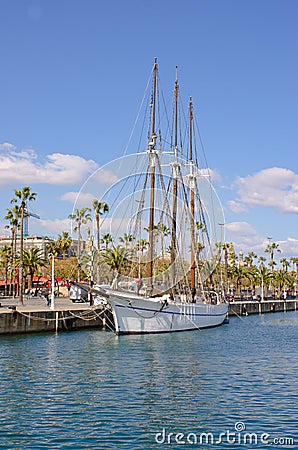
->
[228, 299, 297, 317]
[0, 296, 112, 335]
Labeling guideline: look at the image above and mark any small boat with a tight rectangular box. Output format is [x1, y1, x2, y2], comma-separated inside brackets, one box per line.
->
[94, 59, 228, 334]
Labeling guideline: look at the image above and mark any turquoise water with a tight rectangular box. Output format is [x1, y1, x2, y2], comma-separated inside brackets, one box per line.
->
[0, 311, 297, 449]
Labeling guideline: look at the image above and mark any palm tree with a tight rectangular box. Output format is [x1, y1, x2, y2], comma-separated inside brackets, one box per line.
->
[57, 231, 72, 259]
[244, 252, 257, 268]
[256, 265, 273, 300]
[119, 233, 135, 249]
[101, 233, 113, 251]
[0, 245, 12, 296]
[93, 200, 109, 251]
[245, 265, 258, 298]
[135, 239, 149, 279]
[195, 221, 207, 233]
[258, 256, 266, 266]
[135, 239, 149, 255]
[4, 205, 20, 296]
[22, 248, 47, 290]
[11, 187, 37, 305]
[284, 272, 296, 298]
[157, 223, 170, 260]
[272, 269, 287, 299]
[290, 257, 298, 281]
[268, 260, 277, 272]
[280, 257, 290, 272]
[101, 245, 131, 288]
[68, 207, 91, 281]
[46, 241, 60, 257]
[265, 242, 281, 270]
[228, 265, 250, 297]
[196, 241, 205, 267]
[144, 224, 159, 259]
[219, 242, 231, 290]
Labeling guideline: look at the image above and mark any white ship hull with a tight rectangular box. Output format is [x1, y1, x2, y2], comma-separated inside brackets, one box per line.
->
[107, 291, 228, 335]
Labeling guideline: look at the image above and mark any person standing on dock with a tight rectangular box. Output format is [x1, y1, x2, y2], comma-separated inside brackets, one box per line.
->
[45, 291, 50, 306]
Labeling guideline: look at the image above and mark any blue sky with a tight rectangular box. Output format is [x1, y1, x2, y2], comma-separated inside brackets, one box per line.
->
[0, 0, 298, 261]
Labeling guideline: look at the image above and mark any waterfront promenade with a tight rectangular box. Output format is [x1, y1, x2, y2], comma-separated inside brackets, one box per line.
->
[0, 295, 92, 313]
[0, 295, 107, 335]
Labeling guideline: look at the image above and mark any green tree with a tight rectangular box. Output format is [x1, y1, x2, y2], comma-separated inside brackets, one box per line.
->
[284, 272, 297, 297]
[0, 245, 12, 296]
[22, 248, 47, 290]
[93, 200, 109, 251]
[265, 242, 281, 270]
[46, 241, 60, 257]
[245, 265, 258, 297]
[256, 265, 273, 300]
[101, 245, 131, 289]
[57, 231, 72, 259]
[157, 223, 170, 260]
[228, 265, 250, 297]
[68, 207, 92, 281]
[280, 257, 290, 272]
[268, 260, 277, 271]
[12, 187, 37, 305]
[119, 233, 135, 249]
[258, 256, 266, 266]
[4, 205, 20, 296]
[196, 242, 205, 264]
[290, 257, 298, 281]
[273, 269, 292, 299]
[218, 242, 231, 292]
[54, 257, 80, 281]
[195, 221, 207, 233]
[101, 233, 113, 251]
[244, 252, 257, 268]
[135, 239, 149, 255]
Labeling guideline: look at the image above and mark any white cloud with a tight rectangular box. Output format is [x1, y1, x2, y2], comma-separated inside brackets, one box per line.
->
[224, 222, 298, 260]
[92, 168, 119, 185]
[0, 142, 99, 186]
[225, 221, 261, 240]
[60, 191, 96, 206]
[225, 221, 265, 251]
[227, 200, 248, 213]
[0, 223, 9, 236]
[275, 237, 298, 259]
[199, 168, 221, 183]
[230, 167, 298, 214]
[32, 218, 72, 235]
[0, 142, 16, 151]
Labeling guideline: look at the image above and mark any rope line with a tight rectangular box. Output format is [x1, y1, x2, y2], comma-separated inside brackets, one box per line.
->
[15, 308, 105, 323]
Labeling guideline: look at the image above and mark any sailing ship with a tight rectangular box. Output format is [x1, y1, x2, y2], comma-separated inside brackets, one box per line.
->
[93, 59, 228, 334]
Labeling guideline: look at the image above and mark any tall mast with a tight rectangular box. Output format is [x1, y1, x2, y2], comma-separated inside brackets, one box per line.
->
[147, 58, 158, 293]
[171, 68, 179, 280]
[189, 97, 196, 297]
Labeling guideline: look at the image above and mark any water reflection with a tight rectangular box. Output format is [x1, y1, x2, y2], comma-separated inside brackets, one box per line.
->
[0, 312, 297, 448]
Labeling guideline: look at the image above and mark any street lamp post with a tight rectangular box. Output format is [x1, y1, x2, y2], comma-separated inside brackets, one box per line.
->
[50, 253, 55, 310]
[88, 236, 95, 305]
[218, 223, 225, 296]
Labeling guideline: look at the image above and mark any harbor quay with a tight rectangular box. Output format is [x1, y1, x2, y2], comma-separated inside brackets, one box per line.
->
[0, 296, 112, 335]
[229, 298, 297, 317]
[0, 295, 297, 335]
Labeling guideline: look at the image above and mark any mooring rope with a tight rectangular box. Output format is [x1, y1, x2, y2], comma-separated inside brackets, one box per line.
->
[14, 308, 104, 323]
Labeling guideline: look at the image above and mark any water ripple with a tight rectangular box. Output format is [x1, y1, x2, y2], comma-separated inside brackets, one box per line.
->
[0, 311, 297, 448]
